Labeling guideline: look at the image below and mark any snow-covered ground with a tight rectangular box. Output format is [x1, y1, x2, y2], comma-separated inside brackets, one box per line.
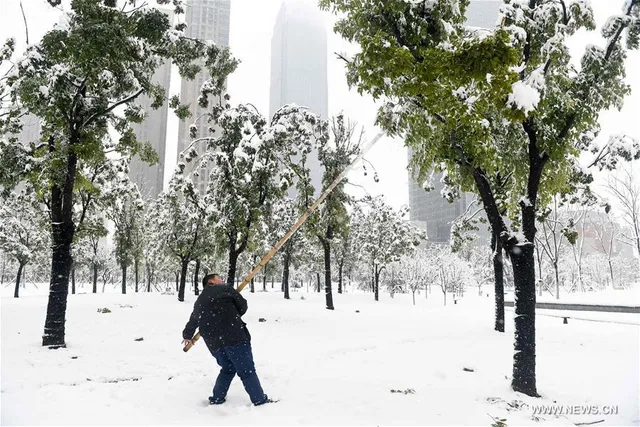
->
[2, 286, 639, 426]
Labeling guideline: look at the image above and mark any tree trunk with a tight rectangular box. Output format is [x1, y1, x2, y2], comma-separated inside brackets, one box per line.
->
[146, 264, 152, 293]
[250, 276, 255, 293]
[320, 239, 334, 310]
[92, 263, 98, 294]
[71, 264, 76, 295]
[134, 258, 139, 293]
[316, 272, 321, 292]
[14, 262, 25, 298]
[283, 251, 291, 300]
[554, 262, 560, 299]
[412, 290, 416, 305]
[42, 138, 78, 348]
[178, 259, 189, 302]
[607, 259, 615, 289]
[509, 243, 538, 397]
[493, 233, 505, 333]
[262, 265, 267, 292]
[338, 261, 344, 294]
[227, 251, 239, 287]
[175, 271, 179, 292]
[374, 264, 381, 302]
[1, 255, 5, 286]
[43, 216, 74, 347]
[535, 244, 544, 297]
[193, 259, 201, 296]
[121, 263, 127, 294]
[271, 275, 274, 289]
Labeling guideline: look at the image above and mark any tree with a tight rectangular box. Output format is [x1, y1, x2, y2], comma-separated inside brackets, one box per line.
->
[589, 208, 621, 289]
[0, 0, 237, 347]
[72, 213, 108, 294]
[0, 189, 49, 298]
[396, 249, 429, 305]
[321, 0, 640, 396]
[535, 195, 576, 299]
[105, 179, 144, 295]
[177, 103, 328, 283]
[606, 163, 640, 274]
[268, 198, 302, 300]
[566, 204, 591, 293]
[427, 246, 473, 306]
[332, 222, 358, 294]
[312, 114, 362, 309]
[147, 187, 212, 302]
[353, 197, 426, 301]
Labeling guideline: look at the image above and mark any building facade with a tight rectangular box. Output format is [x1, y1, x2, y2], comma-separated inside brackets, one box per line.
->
[176, 0, 231, 194]
[269, 0, 328, 195]
[129, 10, 174, 200]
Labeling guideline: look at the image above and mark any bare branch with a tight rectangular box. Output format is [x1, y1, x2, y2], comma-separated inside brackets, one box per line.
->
[334, 52, 351, 64]
[19, 1, 29, 46]
[83, 88, 144, 126]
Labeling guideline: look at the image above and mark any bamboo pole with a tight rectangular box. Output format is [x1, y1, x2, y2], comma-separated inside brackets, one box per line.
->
[183, 132, 384, 352]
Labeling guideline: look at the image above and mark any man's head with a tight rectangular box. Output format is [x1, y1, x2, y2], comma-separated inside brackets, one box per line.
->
[202, 273, 224, 287]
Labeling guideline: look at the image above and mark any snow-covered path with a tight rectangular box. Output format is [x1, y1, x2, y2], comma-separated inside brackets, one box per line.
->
[2, 289, 638, 425]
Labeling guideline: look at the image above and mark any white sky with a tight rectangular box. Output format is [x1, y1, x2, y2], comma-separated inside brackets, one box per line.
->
[1, 0, 638, 210]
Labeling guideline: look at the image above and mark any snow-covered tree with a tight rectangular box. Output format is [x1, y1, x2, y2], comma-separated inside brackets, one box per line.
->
[606, 164, 640, 274]
[310, 114, 362, 309]
[267, 198, 301, 299]
[0, 0, 237, 347]
[147, 186, 213, 302]
[321, 0, 640, 396]
[353, 197, 426, 301]
[176, 103, 328, 284]
[332, 219, 358, 294]
[535, 195, 577, 299]
[589, 208, 622, 289]
[106, 184, 144, 295]
[450, 198, 485, 261]
[0, 189, 49, 298]
[395, 249, 431, 305]
[72, 213, 108, 294]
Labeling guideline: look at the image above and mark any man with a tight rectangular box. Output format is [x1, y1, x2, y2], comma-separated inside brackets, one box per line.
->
[182, 273, 273, 406]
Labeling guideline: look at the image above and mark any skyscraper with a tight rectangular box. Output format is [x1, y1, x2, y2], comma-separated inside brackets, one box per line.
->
[129, 10, 174, 200]
[407, 0, 502, 243]
[269, 0, 328, 194]
[176, 0, 231, 194]
[17, 114, 42, 146]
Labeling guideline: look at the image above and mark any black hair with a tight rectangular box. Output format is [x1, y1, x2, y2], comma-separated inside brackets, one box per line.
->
[202, 273, 222, 287]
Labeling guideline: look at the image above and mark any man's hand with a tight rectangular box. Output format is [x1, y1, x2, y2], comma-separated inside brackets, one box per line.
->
[182, 339, 193, 347]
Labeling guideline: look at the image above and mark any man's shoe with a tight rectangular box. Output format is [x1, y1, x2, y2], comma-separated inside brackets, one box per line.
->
[209, 396, 226, 405]
[254, 395, 278, 406]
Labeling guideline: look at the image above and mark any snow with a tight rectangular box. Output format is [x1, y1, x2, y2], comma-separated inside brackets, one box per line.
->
[2, 287, 638, 426]
[507, 81, 541, 115]
[520, 195, 532, 207]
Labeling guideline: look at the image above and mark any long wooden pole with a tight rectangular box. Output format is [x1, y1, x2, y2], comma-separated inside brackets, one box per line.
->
[183, 132, 384, 352]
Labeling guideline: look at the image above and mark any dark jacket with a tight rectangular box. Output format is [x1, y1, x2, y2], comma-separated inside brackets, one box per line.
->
[182, 284, 250, 353]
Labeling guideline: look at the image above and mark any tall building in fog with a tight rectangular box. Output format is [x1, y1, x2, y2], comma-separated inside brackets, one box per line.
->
[129, 10, 173, 200]
[269, 0, 328, 194]
[176, 0, 231, 194]
[18, 114, 42, 145]
[408, 0, 501, 243]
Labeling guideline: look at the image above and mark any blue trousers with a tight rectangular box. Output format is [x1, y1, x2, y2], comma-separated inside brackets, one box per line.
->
[211, 342, 266, 404]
